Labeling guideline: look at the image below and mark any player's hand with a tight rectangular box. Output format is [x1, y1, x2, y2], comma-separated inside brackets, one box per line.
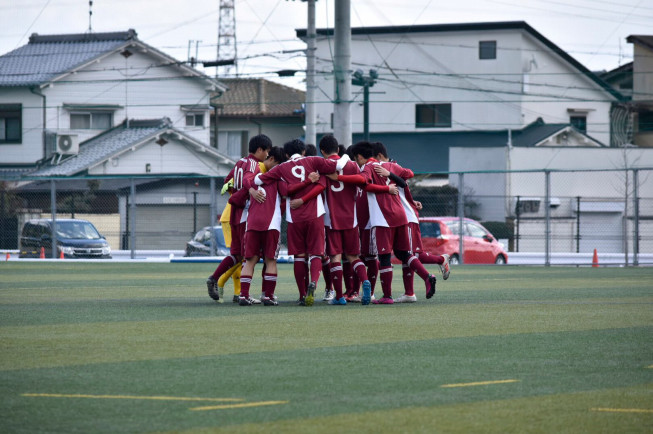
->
[414, 200, 423, 210]
[325, 172, 339, 181]
[308, 172, 320, 183]
[290, 198, 304, 209]
[250, 187, 266, 203]
[374, 165, 391, 177]
[388, 184, 399, 195]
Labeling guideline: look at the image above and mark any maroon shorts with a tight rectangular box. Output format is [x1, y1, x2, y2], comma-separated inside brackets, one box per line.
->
[326, 227, 361, 256]
[230, 222, 246, 256]
[408, 222, 423, 253]
[360, 228, 374, 257]
[243, 229, 280, 259]
[372, 225, 410, 255]
[287, 217, 325, 256]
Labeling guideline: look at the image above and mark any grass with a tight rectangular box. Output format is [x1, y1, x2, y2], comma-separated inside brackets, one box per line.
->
[0, 262, 651, 433]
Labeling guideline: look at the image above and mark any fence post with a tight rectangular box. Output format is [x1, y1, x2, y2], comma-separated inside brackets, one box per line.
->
[544, 170, 550, 267]
[515, 195, 520, 252]
[209, 177, 216, 256]
[576, 196, 581, 253]
[129, 178, 136, 260]
[50, 179, 58, 258]
[458, 172, 464, 264]
[633, 169, 639, 266]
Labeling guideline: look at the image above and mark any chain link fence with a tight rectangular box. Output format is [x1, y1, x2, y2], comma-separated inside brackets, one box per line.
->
[1, 168, 651, 264]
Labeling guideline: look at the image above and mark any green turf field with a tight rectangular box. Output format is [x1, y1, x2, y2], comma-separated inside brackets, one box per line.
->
[0, 263, 651, 433]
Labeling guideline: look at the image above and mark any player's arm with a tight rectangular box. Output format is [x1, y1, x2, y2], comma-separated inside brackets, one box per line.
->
[364, 183, 399, 195]
[254, 164, 281, 186]
[326, 172, 366, 185]
[227, 186, 249, 207]
[373, 164, 407, 188]
[289, 183, 325, 209]
[287, 171, 319, 195]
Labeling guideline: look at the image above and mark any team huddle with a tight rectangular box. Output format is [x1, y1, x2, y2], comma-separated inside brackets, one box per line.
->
[205, 134, 450, 306]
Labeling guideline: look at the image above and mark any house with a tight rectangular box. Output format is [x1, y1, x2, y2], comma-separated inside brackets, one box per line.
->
[297, 21, 623, 154]
[0, 30, 236, 250]
[211, 78, 306, 159]
[0, 29, 228, 174]
[625, 35, 653, 148]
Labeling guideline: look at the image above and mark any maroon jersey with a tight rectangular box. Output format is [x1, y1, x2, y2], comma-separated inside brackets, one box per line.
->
[246, 181, 288, 232]
[256, 155, 339, 223]
[361, 159, 407, 228]
[229, 154, 261, 225]
[323, 157, 360, 230]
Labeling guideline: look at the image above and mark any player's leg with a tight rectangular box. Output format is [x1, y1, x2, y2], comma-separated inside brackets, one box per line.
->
[238, 255, 259, 306]
[343, 227, 371, 304]
[372, 227, 394, 304]
[305, 217, 326, 306]
[321, 256, 334, 301]
[395, 263, 417, 303]
[261, 230, 280, 305]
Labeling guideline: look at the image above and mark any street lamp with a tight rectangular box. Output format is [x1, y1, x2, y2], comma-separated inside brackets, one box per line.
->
[352, 69, 377, 141]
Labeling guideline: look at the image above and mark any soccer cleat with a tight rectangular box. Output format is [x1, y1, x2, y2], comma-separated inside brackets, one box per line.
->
[426, 274, 437, 299]
[440, 254, 451, 280]
[346, 292, 361, 303]
[305, 282, 316, 306]
[232, 295, 240, 303]
[262, 296, 278, 306]
[395, 294, 417, 303]
[297, 297, 307, 306]
[238, 296, 253, 306]
[361, 280, 372, 305]
[329, 296, 347, 305]
[372, 297, 394, 304]
[250, 297, 262, 305]
[322, 289, 335, 302]
[207, 276, 220, 301]
[260, 294, 278, 303]
[217, 287, 224, 303]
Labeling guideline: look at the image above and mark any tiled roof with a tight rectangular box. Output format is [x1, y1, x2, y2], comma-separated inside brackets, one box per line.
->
[0, 30, 135, 87]
[214, 78, 305, 117]
[28, 119, 172, 177]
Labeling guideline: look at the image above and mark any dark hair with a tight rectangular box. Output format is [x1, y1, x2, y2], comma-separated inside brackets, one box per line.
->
[338, 144, 346, 157]
[267, 146, 286, 164]
[283, 138, 305, 157]
[372, 142, 388, 159]
[248, 134, 272, 154]
[318, 134, 339, 155]
[305, 144, 317, 156]
[350, 141, 374, 159]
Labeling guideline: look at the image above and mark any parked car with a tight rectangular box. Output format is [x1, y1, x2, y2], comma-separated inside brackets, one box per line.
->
[184, 225, 230, 257]
[418, 217, 508, 264]
[19, 218, 112, 259]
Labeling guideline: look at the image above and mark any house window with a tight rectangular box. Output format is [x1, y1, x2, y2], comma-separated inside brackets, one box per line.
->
[218, 131, 247, 159]
[416, 104, 451, 128]
[0, 104, 22, 143]
[479, 41, 497, 60]
[570, 116, 587, 133]
[186, 113, 204, 127]
[639, 111, 653, 132]
[70, 112, 112, 129]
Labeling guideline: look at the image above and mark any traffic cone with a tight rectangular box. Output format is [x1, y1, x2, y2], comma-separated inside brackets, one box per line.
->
[60, 250, 64, 259]
[5, 252, 10, 261]
[592, 248, 599, 268]
[39, 247, 45, 259]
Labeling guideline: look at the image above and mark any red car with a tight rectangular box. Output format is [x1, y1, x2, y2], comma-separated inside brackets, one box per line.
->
[418, 217, 508, 264]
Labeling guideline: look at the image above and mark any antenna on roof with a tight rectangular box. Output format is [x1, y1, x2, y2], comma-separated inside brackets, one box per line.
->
[88, 0, 93, 32]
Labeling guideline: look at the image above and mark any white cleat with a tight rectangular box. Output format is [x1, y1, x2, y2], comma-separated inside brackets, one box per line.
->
[322, 289, 336, 302]
[394, 294, 417, 303]
[440, 254, 451, 280]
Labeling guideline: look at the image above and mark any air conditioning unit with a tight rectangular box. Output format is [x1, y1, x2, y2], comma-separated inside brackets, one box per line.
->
[56, 134, 79, 155]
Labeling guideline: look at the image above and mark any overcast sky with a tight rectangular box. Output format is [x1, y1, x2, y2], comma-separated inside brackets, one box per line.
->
[1, 0, 651, 89]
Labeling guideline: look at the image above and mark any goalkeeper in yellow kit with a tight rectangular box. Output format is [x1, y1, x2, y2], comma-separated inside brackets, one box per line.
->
[213, 160, 270, 303]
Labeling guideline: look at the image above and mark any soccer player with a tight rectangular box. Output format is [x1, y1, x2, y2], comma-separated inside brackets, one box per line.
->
[350, 141, 437, 304]
[206, 134, 271, 300]
[319, 134, 372, 305]
[371, 142, 450, 303]
[236, 146, 287, 306]
[254, 138, 351, 306]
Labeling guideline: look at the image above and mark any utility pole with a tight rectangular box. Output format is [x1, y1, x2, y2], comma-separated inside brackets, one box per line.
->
[217, 0, 237, 77]
[305, 0, 317, 146]
[333, 0, 351, 147]
[351, 69, 377, 142]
